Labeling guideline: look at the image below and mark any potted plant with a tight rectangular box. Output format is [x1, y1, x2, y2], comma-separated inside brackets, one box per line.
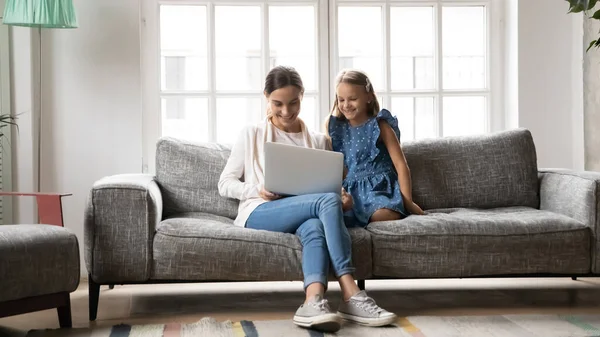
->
[566, 0, 600, 51]
[0, 114, 17, 142]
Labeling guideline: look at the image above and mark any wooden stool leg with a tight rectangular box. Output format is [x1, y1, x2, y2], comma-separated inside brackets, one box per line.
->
[57, 293, 72, 328]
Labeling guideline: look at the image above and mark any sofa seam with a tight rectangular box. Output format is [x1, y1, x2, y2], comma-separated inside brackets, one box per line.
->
[155, 229, 373, 253]
[366, 227, 591, 237]
[93, 185, 151, 192]
[154, 232, 305, 252]
[93, 176, 156, 192]
[539, 170, 600, 183]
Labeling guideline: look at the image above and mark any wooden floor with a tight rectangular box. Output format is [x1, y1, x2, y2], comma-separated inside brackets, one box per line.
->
[1, 277, 600, 335]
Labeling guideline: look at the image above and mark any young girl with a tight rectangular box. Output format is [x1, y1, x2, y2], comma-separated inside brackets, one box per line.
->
[328, 69, 424, 225]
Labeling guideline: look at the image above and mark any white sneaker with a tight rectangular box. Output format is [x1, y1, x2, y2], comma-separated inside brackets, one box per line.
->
[293, 295, 342, 332]
[337, 291, 397, 327]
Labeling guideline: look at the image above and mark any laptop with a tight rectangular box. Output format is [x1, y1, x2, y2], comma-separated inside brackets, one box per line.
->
[264, 142, 344, 197]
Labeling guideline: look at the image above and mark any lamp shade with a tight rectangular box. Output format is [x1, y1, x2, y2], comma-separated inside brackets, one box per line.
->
[3, 0, 77, 28]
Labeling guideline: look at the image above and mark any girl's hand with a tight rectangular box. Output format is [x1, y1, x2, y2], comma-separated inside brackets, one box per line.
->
[405, 200, 425, 215]
[259, 187, 281, 201]
[341, 188, 353, 212]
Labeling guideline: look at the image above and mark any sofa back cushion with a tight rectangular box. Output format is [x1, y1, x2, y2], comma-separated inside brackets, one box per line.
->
[155, 137, 238, 219]
[403, 128, 540, 210]
[156, 128, 539, 218]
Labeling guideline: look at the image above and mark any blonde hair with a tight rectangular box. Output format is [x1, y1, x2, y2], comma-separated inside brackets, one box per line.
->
[324, 69, 380, 134]
[331, 69, 380, 119]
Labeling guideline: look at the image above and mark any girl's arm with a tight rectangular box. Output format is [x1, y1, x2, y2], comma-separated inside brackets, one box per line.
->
[378, 120, 424, 214]
[378, 120, 413, 199]
[218, 129, 261, 200]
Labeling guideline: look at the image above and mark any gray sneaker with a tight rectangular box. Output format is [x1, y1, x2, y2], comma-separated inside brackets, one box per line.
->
[337, 291, 397, 327]
[293, 295, 341, 332]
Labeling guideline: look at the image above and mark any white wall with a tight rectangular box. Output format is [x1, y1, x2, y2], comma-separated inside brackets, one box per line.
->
[572, 14, 585, 172]
[9, 0, 586, 275]
[516, 0, 584, 170]
[584, 16, 600, 171]
[39, 0, 142, 274]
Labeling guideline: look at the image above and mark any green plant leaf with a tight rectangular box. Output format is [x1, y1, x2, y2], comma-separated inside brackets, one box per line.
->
[0, 114, 18, 139]
[568, 0, 585, 12]
[592, 9, 600, 19]
[587, 39, 600, 52]
[567, 0, 597, 12]
[570, 4, 585, 13]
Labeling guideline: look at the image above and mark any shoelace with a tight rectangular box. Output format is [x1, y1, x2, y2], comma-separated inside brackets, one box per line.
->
[352, 296, 384, 315]
[310, 298, 332, 313]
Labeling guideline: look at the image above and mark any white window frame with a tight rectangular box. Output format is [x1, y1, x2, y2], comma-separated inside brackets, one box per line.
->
[142, 0, 503, 173]
[329, 0, 503, 139]
[141, 0, 329, 174]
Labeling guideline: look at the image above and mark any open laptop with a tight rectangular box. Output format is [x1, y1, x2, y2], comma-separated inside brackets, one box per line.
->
[264, 142, 344, 197]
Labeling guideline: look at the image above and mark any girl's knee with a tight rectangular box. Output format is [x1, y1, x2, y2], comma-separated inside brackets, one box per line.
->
[370, 209, 402, 222]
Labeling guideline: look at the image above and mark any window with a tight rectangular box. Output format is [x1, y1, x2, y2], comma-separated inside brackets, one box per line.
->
[332, 2, 494, 141]
[142, 0, 500, 172]
[143, 0, 325, 153]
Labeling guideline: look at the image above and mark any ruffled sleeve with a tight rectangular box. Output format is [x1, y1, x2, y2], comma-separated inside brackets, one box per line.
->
[328, 115, 346, 152]
[370, 109, 402, 160]
[376, 109, 401, 140]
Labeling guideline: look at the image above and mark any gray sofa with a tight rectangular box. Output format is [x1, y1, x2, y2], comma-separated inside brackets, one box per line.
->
[84, 128, 600, 321]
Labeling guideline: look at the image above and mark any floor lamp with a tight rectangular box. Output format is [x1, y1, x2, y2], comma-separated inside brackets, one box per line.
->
[2, 0, 77, 193]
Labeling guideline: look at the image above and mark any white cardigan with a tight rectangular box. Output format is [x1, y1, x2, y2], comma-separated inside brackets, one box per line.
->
[218, 118, 330, 227]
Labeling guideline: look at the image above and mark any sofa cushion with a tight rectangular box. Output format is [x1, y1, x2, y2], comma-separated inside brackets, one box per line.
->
[367, 207, 591, 278]
[151, 213, 372, 281]
[403, 128, 539, 210]
[0, 225, 80, 302]
[155, 137, 238, 219]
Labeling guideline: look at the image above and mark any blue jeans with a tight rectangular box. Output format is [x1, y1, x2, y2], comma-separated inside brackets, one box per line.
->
[246, 193, 355, 289]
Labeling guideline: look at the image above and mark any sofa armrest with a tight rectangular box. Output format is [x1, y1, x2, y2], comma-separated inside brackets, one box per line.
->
[84, 174, 162, 283]
[539, 169, 600, 273]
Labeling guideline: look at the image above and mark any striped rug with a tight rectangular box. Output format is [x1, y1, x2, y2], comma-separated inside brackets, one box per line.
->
[25, 315, 600, 336]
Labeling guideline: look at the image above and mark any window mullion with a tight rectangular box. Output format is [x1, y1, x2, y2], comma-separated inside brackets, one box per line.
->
[318, 0, 330, 130]
[485, 2, 493, 133]
[208, 2, 217, 142]
[435, 0, 443, 137]
[384, 2, 391, 110]
[261, 2, 270, 121]
[329, 1, 338, 104]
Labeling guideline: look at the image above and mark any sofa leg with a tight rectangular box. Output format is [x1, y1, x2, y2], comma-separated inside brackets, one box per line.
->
[89, 275, 100, 321]
[357, 280, 365, 290]
[109, 284, 115, 290]
[57, 293, 72, 328]
[572, 276, 578, 281]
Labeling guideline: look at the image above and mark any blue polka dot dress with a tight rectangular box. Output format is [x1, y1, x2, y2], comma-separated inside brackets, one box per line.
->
[329, 109, 409, 226]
